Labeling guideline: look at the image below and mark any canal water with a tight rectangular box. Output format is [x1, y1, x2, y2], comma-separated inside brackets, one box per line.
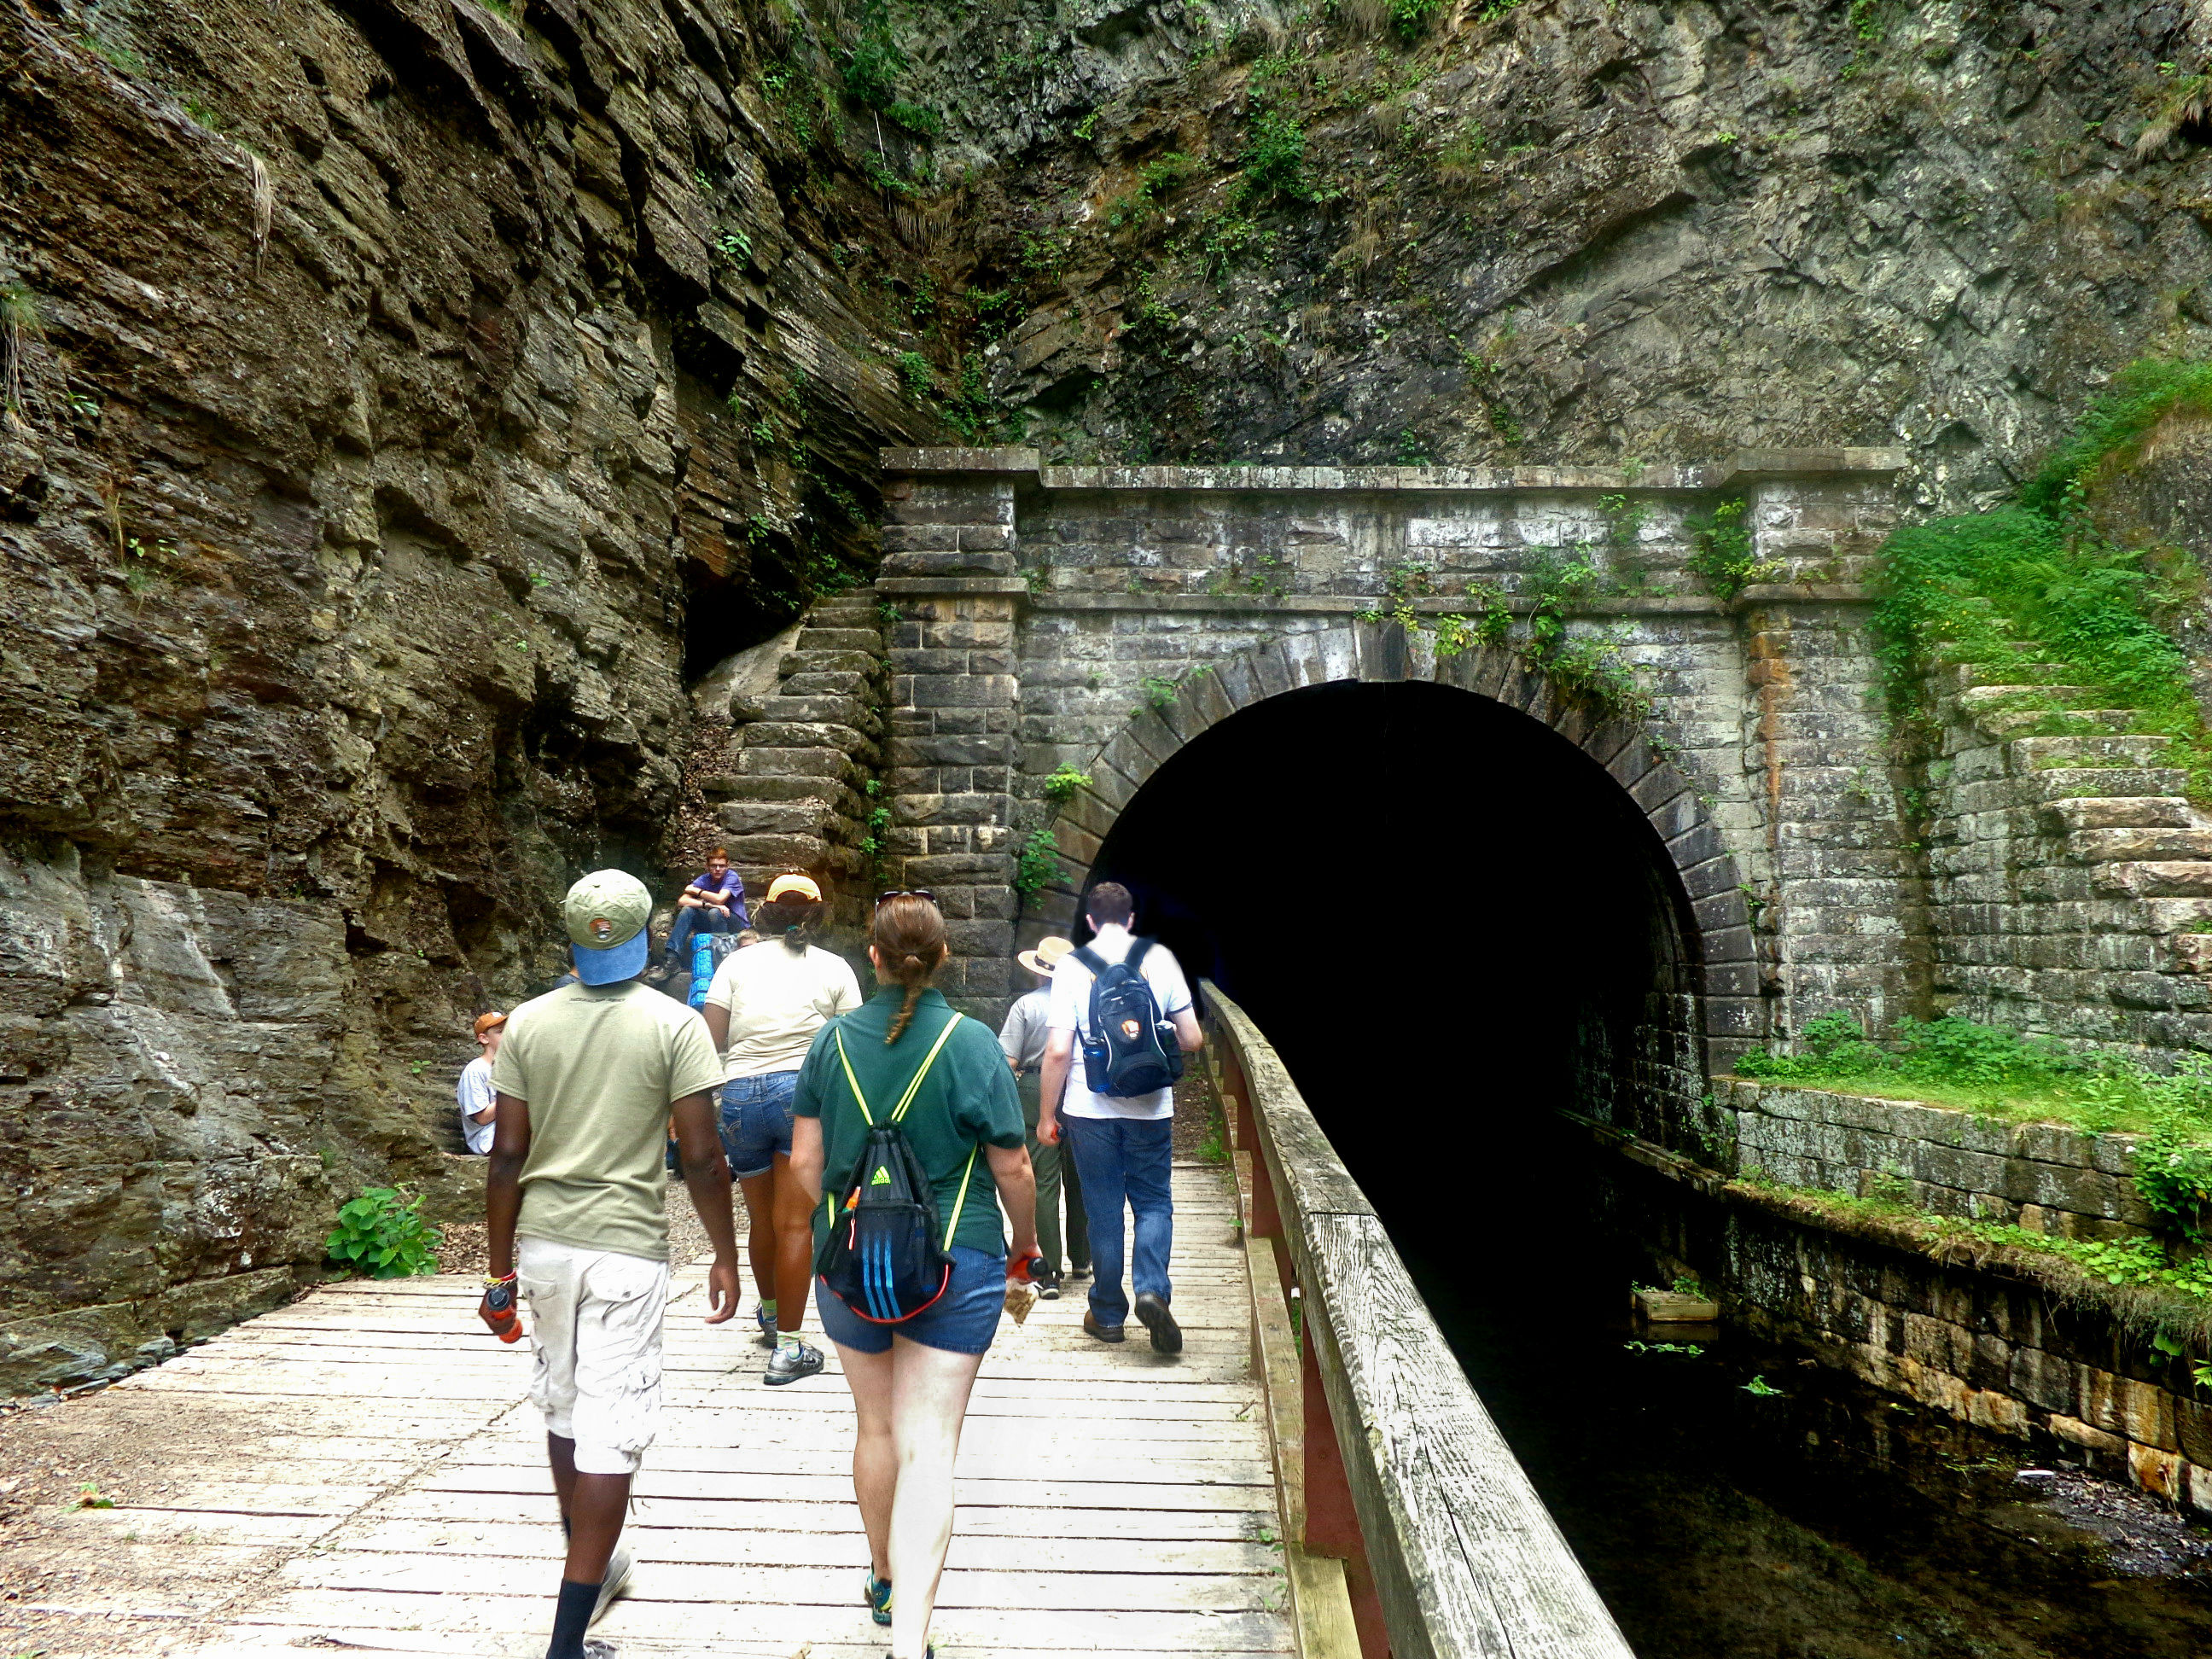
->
[1402, 1231, 2212, 1659]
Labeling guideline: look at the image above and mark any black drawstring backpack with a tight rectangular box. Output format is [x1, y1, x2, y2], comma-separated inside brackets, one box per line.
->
[815, 1015, 981, 1324]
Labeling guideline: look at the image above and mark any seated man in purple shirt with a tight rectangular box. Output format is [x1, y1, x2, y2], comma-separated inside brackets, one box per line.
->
[663, 847, 749, 972]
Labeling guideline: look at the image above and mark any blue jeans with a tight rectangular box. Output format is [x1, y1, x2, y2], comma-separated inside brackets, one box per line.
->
[817, 1244, 1007, 1356]
[719, 1072, 797, 1179]
[667, 903, 742, 964]
[1063, 1115, 1173, 1327]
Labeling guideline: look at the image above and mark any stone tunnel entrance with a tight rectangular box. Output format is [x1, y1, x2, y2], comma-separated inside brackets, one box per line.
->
[1074, 675, 1708, 1200]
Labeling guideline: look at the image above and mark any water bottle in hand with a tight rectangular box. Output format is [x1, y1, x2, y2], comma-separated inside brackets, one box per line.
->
[482, 1279, 524, 1344]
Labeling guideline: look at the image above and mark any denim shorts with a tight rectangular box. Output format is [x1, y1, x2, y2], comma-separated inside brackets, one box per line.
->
[719, 1071, 798, 1179]
[817, 1244, 1007, 1356]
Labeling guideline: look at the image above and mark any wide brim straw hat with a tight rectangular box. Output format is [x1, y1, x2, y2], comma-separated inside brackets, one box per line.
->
[1018, 935, 1075, 977]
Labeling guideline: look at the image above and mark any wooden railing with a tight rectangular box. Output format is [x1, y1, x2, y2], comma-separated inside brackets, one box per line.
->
[1202, 984, 1636, 1659]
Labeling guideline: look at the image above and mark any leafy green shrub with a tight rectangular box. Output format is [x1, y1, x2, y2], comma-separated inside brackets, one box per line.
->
[1684, 498, 1779, 602]
[1388, 0, 1445, 39]
[894, 351, 934, 402]
[1243, 108, 1307, 197]
[1042, 764, 1093, 802]
[1012, 828, 1062, 902]
[328, 1187, 442, 1279]
[841, 19, 904, 109]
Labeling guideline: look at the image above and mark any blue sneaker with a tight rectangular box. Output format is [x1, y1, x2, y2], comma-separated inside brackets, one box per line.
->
[754, 1302, 777, 1350]
[864, 1571, 892, 1627]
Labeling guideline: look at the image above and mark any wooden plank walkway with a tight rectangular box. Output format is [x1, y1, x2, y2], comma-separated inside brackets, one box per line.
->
[35, 1164, 1289, 1659]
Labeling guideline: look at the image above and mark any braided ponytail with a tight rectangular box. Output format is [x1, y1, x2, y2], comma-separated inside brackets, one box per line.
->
[873, 895, 947, 1044]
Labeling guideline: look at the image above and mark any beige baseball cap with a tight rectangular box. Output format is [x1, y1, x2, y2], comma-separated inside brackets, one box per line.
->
[563, 870, 653, 984]
[765, 872, 823, 903]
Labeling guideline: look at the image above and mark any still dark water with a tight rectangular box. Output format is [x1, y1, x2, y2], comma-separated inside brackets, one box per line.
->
[1397, 1234, 2212, 1659]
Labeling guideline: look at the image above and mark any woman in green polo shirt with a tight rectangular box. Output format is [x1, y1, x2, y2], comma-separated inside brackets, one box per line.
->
[791, 892, 1036, 1659]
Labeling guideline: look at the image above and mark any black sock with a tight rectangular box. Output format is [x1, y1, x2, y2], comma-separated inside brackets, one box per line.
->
[547, 1576, 602, 1659]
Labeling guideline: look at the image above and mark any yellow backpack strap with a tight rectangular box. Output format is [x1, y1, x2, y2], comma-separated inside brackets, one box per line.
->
[888, 1016, 963, 1123]
[833, 1027, 874, 1126]
[942, 1144, 981, 1252]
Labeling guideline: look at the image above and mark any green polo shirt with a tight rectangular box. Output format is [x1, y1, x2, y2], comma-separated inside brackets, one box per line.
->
[794, 987, 1025, 1257]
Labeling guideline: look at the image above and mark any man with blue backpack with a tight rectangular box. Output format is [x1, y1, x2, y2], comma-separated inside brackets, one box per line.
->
[1036, 881, 1203, 1354]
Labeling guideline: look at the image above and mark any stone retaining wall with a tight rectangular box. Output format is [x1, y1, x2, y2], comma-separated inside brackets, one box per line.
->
[1719, 1077, 2155, 1240]
[1588, 1124, 2212, 1518]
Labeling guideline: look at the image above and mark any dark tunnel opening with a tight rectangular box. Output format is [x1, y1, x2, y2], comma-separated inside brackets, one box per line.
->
[1078, 676, 1708, 1235]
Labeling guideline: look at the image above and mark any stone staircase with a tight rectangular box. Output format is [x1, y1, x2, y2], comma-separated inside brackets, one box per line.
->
[1928, 659, 2212, 1057]
[690, 585, 888, 930]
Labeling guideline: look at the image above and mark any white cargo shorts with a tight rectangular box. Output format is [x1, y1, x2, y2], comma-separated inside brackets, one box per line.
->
[515, 1237, 671, 1476]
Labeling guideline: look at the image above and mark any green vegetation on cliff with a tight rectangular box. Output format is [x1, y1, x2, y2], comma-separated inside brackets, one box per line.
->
[1873, 358, 2212, 799]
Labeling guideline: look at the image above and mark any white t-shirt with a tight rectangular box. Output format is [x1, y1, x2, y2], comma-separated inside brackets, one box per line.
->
[1046, 925, 1194, 1122]
[457, 1056, 497, 1155]
[702, 941, 863, 1080]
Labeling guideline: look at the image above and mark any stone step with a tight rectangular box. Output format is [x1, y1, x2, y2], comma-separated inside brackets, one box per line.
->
[736, 746, 860, 783]
[2094, 861, 2212, 899]
[1933, 659, 2075, 692]
[2041, 796, 2195, 833]
[1976, 707, 2144, 738]
[738, 719, 880, 756]
[781, 649, 882, 678]
[757, 694, 882, 732]
[1958, 683, 2101, 708]
[2068, 827, 2212, 862]
[795, 626, 886, 654]
[2023, 767, 2193, 801]
[716, 800, 847, 837]
[2009, 734, 2174, 772]
[780, 671, 874, 697]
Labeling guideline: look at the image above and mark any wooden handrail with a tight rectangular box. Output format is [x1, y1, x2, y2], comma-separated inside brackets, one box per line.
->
[1203, 982, 1636, 1659]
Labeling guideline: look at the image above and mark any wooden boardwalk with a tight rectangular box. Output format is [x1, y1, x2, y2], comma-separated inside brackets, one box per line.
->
[39, 1164, 1289, 1659]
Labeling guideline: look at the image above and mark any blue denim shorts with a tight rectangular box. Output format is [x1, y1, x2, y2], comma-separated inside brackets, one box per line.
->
[817, 1244, 1007, 1356]
[719, 1071, 798, 1179]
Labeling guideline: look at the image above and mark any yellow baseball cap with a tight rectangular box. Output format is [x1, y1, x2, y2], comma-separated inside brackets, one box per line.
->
[562, 870, 653, 984]
[765, 872, 823, 903]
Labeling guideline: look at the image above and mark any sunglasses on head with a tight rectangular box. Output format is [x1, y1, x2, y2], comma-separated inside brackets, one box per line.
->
[876, 888, 938, 907]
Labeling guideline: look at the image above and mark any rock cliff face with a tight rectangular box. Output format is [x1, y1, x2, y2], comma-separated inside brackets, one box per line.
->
[0, 0, 933, 1391]
[899, 0, 2212, 510]
[7, 0, 2212, 1390]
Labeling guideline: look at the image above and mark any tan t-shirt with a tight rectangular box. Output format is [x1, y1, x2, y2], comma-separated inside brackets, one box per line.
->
[489, 980, 723, 1261]
[701, 941, 863, 1080]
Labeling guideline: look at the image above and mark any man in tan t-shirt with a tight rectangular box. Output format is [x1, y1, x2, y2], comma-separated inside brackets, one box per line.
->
[481, 869, 739, 1659]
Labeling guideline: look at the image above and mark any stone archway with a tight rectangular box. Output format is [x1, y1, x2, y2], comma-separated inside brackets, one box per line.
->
[1021, 620, 1763, 1064]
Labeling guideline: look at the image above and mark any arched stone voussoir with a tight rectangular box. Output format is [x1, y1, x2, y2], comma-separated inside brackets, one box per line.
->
[1033, 626, 1761, 1043]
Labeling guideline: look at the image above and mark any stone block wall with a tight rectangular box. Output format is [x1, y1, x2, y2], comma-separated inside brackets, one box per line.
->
[1720, 1078, 2154, 1239]
[865, 445, 1921, 1076]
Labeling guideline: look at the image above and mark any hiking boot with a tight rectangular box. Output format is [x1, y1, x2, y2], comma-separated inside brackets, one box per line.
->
[864, 1570, 893, 1627]
[1083, 1310, 1125, 1344]
[1037, 1270, 1061, 1301]
[765, 1339, 825, 1385]
[1134, 1292, 1182, 1355]
[590, 1543, 633, 1627]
